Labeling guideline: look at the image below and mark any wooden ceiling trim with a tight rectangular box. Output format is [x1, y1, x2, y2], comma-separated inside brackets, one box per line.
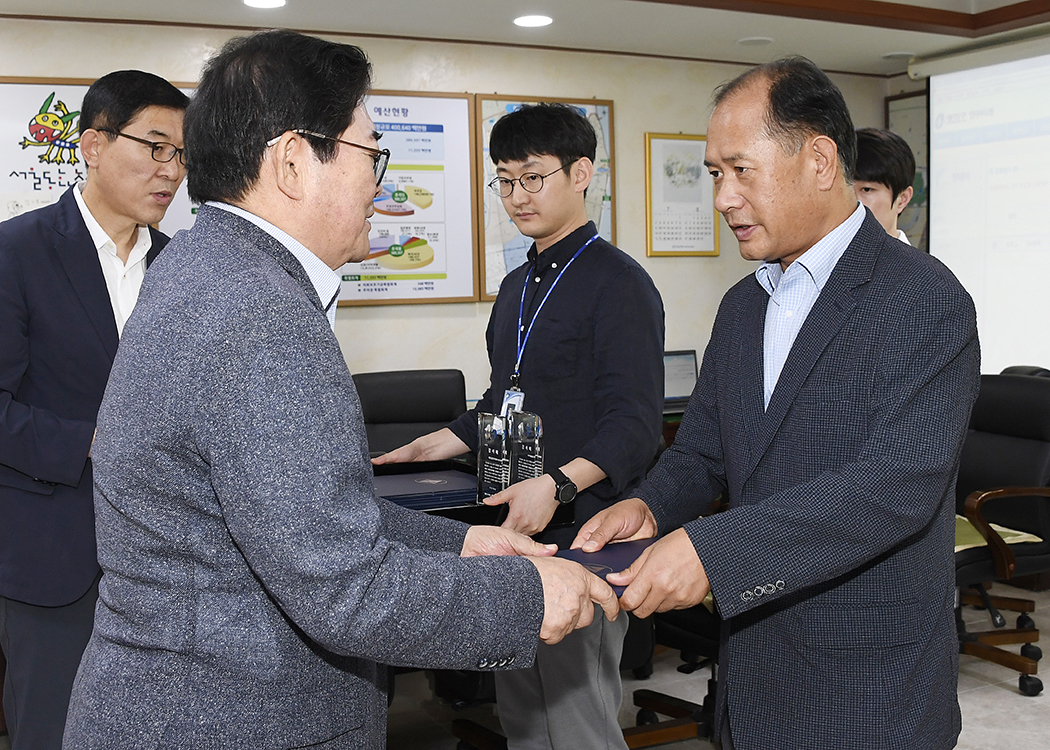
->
[975, 0, 1050, 35]
[637, 0, 1050, 37]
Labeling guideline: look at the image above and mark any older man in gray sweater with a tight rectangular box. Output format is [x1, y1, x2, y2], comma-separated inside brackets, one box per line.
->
[63, 30, 617, 750]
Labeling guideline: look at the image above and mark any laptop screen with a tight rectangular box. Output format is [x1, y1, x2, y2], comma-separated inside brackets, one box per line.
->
[664, 350, 698, 401]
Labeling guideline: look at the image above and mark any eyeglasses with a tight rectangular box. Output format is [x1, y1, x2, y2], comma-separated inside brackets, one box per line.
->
[98, 129, 185, 165]
[487, 167, 566, 198]
[267, 129, 391, 186]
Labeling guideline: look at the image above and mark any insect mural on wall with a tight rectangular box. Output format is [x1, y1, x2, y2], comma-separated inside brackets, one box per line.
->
[20, 92, 81, 165]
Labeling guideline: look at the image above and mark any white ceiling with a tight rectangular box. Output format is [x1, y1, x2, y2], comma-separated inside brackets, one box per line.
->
[3, 0, 1050, 76]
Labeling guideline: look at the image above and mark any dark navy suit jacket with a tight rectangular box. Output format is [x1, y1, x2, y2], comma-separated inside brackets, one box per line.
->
[0, 186, 166, 606]
[640, 211, 980, 749]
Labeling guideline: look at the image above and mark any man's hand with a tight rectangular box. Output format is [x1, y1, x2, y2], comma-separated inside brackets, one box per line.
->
[571, 497, 658, 552]
[606, 528, 710, 619]
[371, 428, 468, 465]
[461, 525, 558, 558]
[483, 474, 559, 536]
[530, 556, 619, 644]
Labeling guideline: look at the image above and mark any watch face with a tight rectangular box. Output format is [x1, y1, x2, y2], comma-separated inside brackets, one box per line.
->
[557, 482, 577, 504]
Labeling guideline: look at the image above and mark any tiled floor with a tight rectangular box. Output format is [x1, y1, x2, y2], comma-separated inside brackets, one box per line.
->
[387, 582, 1050, 750]
[0, 583, 1043, 750]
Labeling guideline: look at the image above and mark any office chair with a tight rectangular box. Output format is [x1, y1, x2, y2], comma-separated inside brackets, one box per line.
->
[955, 373, 1050, 696]
[626, 603, 721, 747]
[351, 368, 468, 456]
[1001, 365, 1050, 378]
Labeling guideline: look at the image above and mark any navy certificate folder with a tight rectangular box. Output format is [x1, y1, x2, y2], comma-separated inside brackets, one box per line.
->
[373, 470, 478, 511]
[556, 538, 658, 596]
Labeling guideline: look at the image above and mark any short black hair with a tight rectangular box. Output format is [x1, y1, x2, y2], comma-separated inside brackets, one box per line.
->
[489, 103, 596, 170]
[714, 56, 857, 183]
[79, 70, 189, 136]
[185, 29, 372, 204]
[854, 128, 916, 202]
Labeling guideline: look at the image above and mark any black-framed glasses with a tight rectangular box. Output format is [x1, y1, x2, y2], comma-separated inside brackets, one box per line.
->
[487, 167, 566, 198]
[97, 128, 185, 165]
[268, 129, 391, 186]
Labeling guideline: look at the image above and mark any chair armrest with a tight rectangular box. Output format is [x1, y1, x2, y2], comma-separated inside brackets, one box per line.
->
[963, 486, 1050, 580]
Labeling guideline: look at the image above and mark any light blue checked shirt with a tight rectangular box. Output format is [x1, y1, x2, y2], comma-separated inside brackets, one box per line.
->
[209, 202, 342, 331]
[756, 202, 865, 408]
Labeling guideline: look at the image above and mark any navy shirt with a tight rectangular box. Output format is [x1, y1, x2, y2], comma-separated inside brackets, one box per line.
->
[448, 221, 665, 544]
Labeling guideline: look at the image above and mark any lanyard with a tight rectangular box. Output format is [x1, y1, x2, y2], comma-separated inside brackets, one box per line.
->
[512, 233, 599, 388]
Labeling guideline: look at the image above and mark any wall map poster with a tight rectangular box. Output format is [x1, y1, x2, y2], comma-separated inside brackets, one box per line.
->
[0, 78, 196, 236]
[337, 91, 478, 305]
[476, 95, 614, 299]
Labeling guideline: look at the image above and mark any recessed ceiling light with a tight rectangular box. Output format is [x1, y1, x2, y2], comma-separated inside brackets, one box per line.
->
[882, 51, 915, 60]
[737, 36, 774, 46]
[514, 15, 553, 28]
[244, 0, 285, 8]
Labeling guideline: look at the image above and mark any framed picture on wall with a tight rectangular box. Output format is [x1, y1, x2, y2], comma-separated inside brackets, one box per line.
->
[337, 90, 479, 306]
[475, 94, 614, 300]
[644, 132, 718, 257]
[885, 89, 928, 252]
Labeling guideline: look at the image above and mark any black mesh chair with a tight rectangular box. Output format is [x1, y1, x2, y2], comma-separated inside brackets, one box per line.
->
[626, 604, 721, 747]
[352, 368, 468, 456]
[955, 373, 1050, 696]
[1001, 365, 1050, 378]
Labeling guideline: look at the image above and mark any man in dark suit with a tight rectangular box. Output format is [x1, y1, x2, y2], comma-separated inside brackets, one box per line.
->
[576, 58, 980, 749]
[63, 30, 616, 750]
[0, 71, 188, 749]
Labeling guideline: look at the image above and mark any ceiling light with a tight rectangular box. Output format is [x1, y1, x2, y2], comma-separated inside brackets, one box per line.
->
[244, 0, 285, 8]
[514, 15, 553, 28]
[882, 51, 915, 60]
[737, 36, 774, 46]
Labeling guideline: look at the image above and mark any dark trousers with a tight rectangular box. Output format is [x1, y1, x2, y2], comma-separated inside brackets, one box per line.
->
[0, 575, 98, 750]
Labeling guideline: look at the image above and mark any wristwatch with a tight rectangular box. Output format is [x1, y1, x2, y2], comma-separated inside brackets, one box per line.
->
[546, 468, 578, 505]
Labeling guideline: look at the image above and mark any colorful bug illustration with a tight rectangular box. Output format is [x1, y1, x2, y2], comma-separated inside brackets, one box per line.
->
[20, 92, 81, 165]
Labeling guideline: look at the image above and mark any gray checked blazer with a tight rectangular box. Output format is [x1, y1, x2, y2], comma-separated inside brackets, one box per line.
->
[639, 210, 980, 750]
[63, 205, 544, 749]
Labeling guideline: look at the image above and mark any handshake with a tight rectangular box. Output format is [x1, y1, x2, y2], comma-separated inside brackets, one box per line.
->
[461, 497, 711, 644]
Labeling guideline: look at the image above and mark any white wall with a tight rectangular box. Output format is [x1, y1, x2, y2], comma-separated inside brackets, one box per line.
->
[0, 18, 890, 399]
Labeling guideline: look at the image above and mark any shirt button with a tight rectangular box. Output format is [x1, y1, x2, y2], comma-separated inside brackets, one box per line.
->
[551, 262, 558, 268]
[785, 310, 794, 318]
[534, 276, 541, 282]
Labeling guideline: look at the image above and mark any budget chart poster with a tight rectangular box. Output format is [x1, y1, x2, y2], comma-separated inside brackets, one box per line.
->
[0, 77, 196, 236]
[475, 95, 614, 299]
[338, 91, 479, 305]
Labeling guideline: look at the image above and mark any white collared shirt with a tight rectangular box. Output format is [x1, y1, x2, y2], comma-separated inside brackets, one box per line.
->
[208, 202, 341, 331]
[73, 182, 153, 337]
[755, 202, 866, 408]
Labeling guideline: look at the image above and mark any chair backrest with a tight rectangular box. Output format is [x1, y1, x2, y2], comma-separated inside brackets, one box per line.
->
[956, 374, 1050, 535]
[1001, 365, 1050, 378]
[352, 369, 468, 455]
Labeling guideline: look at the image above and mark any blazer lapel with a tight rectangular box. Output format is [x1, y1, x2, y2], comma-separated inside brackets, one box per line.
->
[740, 214, 883, 481]
[51, 188, 119, 361]
[737, 283, 768, 464]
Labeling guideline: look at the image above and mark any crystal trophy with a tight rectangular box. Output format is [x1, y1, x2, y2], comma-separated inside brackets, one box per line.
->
[477, 412, 510, 503]
[509, 411, 544, 486]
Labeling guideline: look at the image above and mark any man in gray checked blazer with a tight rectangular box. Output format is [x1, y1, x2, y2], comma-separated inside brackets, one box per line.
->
[63, 30, 617, 750]
[576, 59, 980, 749]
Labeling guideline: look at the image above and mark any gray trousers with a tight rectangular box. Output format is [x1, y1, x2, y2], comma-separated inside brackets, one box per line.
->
[0, 575, 98, 750]
[495, 606, 629, 750]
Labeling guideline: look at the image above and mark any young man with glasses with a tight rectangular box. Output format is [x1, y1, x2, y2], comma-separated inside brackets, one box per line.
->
[377, 103, 665, 750]
[0, 70, 188, 750]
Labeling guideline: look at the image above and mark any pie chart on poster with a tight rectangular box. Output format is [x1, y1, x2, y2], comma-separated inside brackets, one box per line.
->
[373, 185, 434, 216]
[368, 235, 435, 270]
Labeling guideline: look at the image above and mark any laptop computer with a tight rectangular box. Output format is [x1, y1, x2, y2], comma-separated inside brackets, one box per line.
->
[663, 350, 698, 415]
